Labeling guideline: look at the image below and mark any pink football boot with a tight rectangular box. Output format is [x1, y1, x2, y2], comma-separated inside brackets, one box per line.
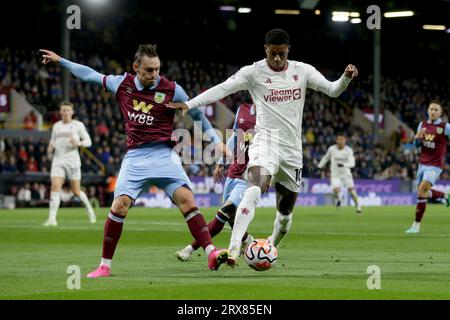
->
[208, 249, 228, 270]
[87, 265, 111, 278]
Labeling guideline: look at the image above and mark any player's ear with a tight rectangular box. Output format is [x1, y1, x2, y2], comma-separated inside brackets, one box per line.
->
[132, 63, 139, 73]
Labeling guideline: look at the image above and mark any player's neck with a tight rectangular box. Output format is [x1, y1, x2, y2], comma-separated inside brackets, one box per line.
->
[62, 119, 72, 124]
[266, 60, 288, 72]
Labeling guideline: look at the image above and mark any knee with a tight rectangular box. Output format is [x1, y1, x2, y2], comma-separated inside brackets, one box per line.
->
[418, 188, 429, 198]
[111, 196, 132, 216]
[51, 185, 61, 193]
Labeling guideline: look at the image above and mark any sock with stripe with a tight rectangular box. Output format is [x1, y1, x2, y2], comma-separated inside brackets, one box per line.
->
[100, 210, 126, 268]
[184, 208, 215, 256]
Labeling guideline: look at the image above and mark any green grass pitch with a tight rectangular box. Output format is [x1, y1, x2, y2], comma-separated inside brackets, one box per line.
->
[1, 205, 450, 300]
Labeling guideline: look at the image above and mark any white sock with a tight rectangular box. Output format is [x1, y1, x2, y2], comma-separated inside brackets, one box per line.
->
[101, 258, 112, 268]
[270, 212, 292, 247]
[228, 186, 261, 255]
[78, 191, 95, 218]
[412, 221, 421, 228]
[205, 244, 215, 256]
[48, 191, 60, 222]
[184, 244, 194, 254]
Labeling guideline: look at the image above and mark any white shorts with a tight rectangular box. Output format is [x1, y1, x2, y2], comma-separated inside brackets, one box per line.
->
[50, 161, 81, 180]
[330, 173, 355, 189]
[246, 137, 303, 193]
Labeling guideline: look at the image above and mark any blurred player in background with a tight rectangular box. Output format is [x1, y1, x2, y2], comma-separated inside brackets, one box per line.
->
[406, 101, 450, 234]
[317, 133, 362, 213]
[175, 103, 256, 261]
[42, 101, 96, 226]
[168, 28, 358, 264]
[40, 44, 230, 277]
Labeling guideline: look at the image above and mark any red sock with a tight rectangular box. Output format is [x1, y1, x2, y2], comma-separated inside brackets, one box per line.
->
[415, 198, 427, 223]
[430, 189, 445, 200]
[185, 208, 213, 250]
[191, 213, 226, 250]
[102, 211, 125, 260]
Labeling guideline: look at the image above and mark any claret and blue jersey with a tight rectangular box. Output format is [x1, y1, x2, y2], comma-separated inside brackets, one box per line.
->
[60, 58, 221, 200]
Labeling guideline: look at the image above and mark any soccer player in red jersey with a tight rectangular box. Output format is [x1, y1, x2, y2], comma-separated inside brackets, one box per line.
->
[406, 101, 450, 234]
[40, 45, 230, 277]
[175, 103, 256, 261]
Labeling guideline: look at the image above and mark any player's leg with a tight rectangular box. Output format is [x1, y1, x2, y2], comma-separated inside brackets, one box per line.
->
[69, 178, 96, 223]
[330, 177, 342, 210]
[171, 186, 228, 270]
[269, 183, 297, 248]
[43, 172, 64, 226]
[228, 166, 272, 262]
[87, 195, 132, 278]
[406, 165, 441, 234]
[346, 174, 361, 213]
[87, 151, 146, 278]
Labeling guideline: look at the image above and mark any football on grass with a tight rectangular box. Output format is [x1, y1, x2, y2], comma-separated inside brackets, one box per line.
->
[244, 239, 278, 271]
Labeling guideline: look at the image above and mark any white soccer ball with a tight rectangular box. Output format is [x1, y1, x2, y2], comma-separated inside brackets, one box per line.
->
[244, 239, 278, 271]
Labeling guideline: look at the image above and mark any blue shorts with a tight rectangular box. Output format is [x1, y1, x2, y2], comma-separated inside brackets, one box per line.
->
[114, 142, 192, 201]
[417, 164, 442, 186]
[223, 177, 248, 207]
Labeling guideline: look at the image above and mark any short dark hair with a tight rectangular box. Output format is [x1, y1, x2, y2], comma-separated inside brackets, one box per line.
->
[430, 100, 442, 108]
[336, 132, 346, 138]
[59, 101, 74, 109]
[134, 44, 158, 65]
[265, 29, 290, 45]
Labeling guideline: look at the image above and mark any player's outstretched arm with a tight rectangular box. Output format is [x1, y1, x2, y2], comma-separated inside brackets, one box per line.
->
[345, 149, 356, 168]
[167, 65, 254, 112]
[40, 49, 105, 86]
[307, 64, 358, 98]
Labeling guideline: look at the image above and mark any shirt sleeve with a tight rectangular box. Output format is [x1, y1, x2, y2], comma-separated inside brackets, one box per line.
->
[49, 125, 56, 147]
[414, 122, 423, 148]
[445, 123, 450, 136]
[78, 123, 92, 148]
[60, 58, 125, 94]
[187, 108, 221, 145]
[186, 65, 254, 109]
[345, 148, 355, 169]
[306, 64, 352, 98]
[173, 83, 189, 102]
[317, 147, 332, 169]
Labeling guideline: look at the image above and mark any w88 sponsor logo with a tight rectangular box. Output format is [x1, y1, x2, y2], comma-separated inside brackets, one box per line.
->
[127, 111, 154, 125]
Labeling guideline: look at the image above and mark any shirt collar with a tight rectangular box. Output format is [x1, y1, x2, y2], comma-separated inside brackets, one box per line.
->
[428, 118, 442, 125]
[134, 76, 161, 91]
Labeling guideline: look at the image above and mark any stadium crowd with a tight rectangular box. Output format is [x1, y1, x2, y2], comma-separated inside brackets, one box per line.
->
[1, 47, 450, 205]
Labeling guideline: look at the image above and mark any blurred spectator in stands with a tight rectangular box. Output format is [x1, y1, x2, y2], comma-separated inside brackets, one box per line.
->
[105, 172, 118, 205]
[26, 156, 39, 172]
[3, 155, 18, 173]
[23, 111, 38, 130]
[17, 183, 31, 206]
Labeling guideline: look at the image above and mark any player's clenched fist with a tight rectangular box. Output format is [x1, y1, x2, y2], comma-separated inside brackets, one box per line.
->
[415, 127, 427, 140]
[344, 64, 358, 79]
[40, 49, 61, 64]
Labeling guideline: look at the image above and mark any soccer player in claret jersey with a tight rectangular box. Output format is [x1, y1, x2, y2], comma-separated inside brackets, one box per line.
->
[317, 133, 362, 213]
[175, 103, 256, 261]
[168, 29, 358, 265]
[42, 101, 96, 226]
[405, 101, 450, 234]
[40, 45, 230, 277]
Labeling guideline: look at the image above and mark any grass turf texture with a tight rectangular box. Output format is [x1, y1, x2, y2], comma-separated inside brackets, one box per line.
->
[1, 206, 449, 300]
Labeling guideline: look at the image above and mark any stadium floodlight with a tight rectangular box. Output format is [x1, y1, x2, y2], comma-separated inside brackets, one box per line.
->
[349, 12, 360, 18]
[220, 5, 236, 12]
[384, 11, 414, 18]
[332, 11, 350, 17]
[422, 24, 446, 31]
[274, 9, 301, 15]
[238, 7, 252, 13]
[85, 0, 108, 6]
[314, 10, 321, 15]
[332, 15, 349, 22]
[447, 29, 450, 33]
[350, 18, 362, 24]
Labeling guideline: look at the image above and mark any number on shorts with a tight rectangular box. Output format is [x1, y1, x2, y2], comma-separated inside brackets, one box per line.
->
[295, 168, 301, 182]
